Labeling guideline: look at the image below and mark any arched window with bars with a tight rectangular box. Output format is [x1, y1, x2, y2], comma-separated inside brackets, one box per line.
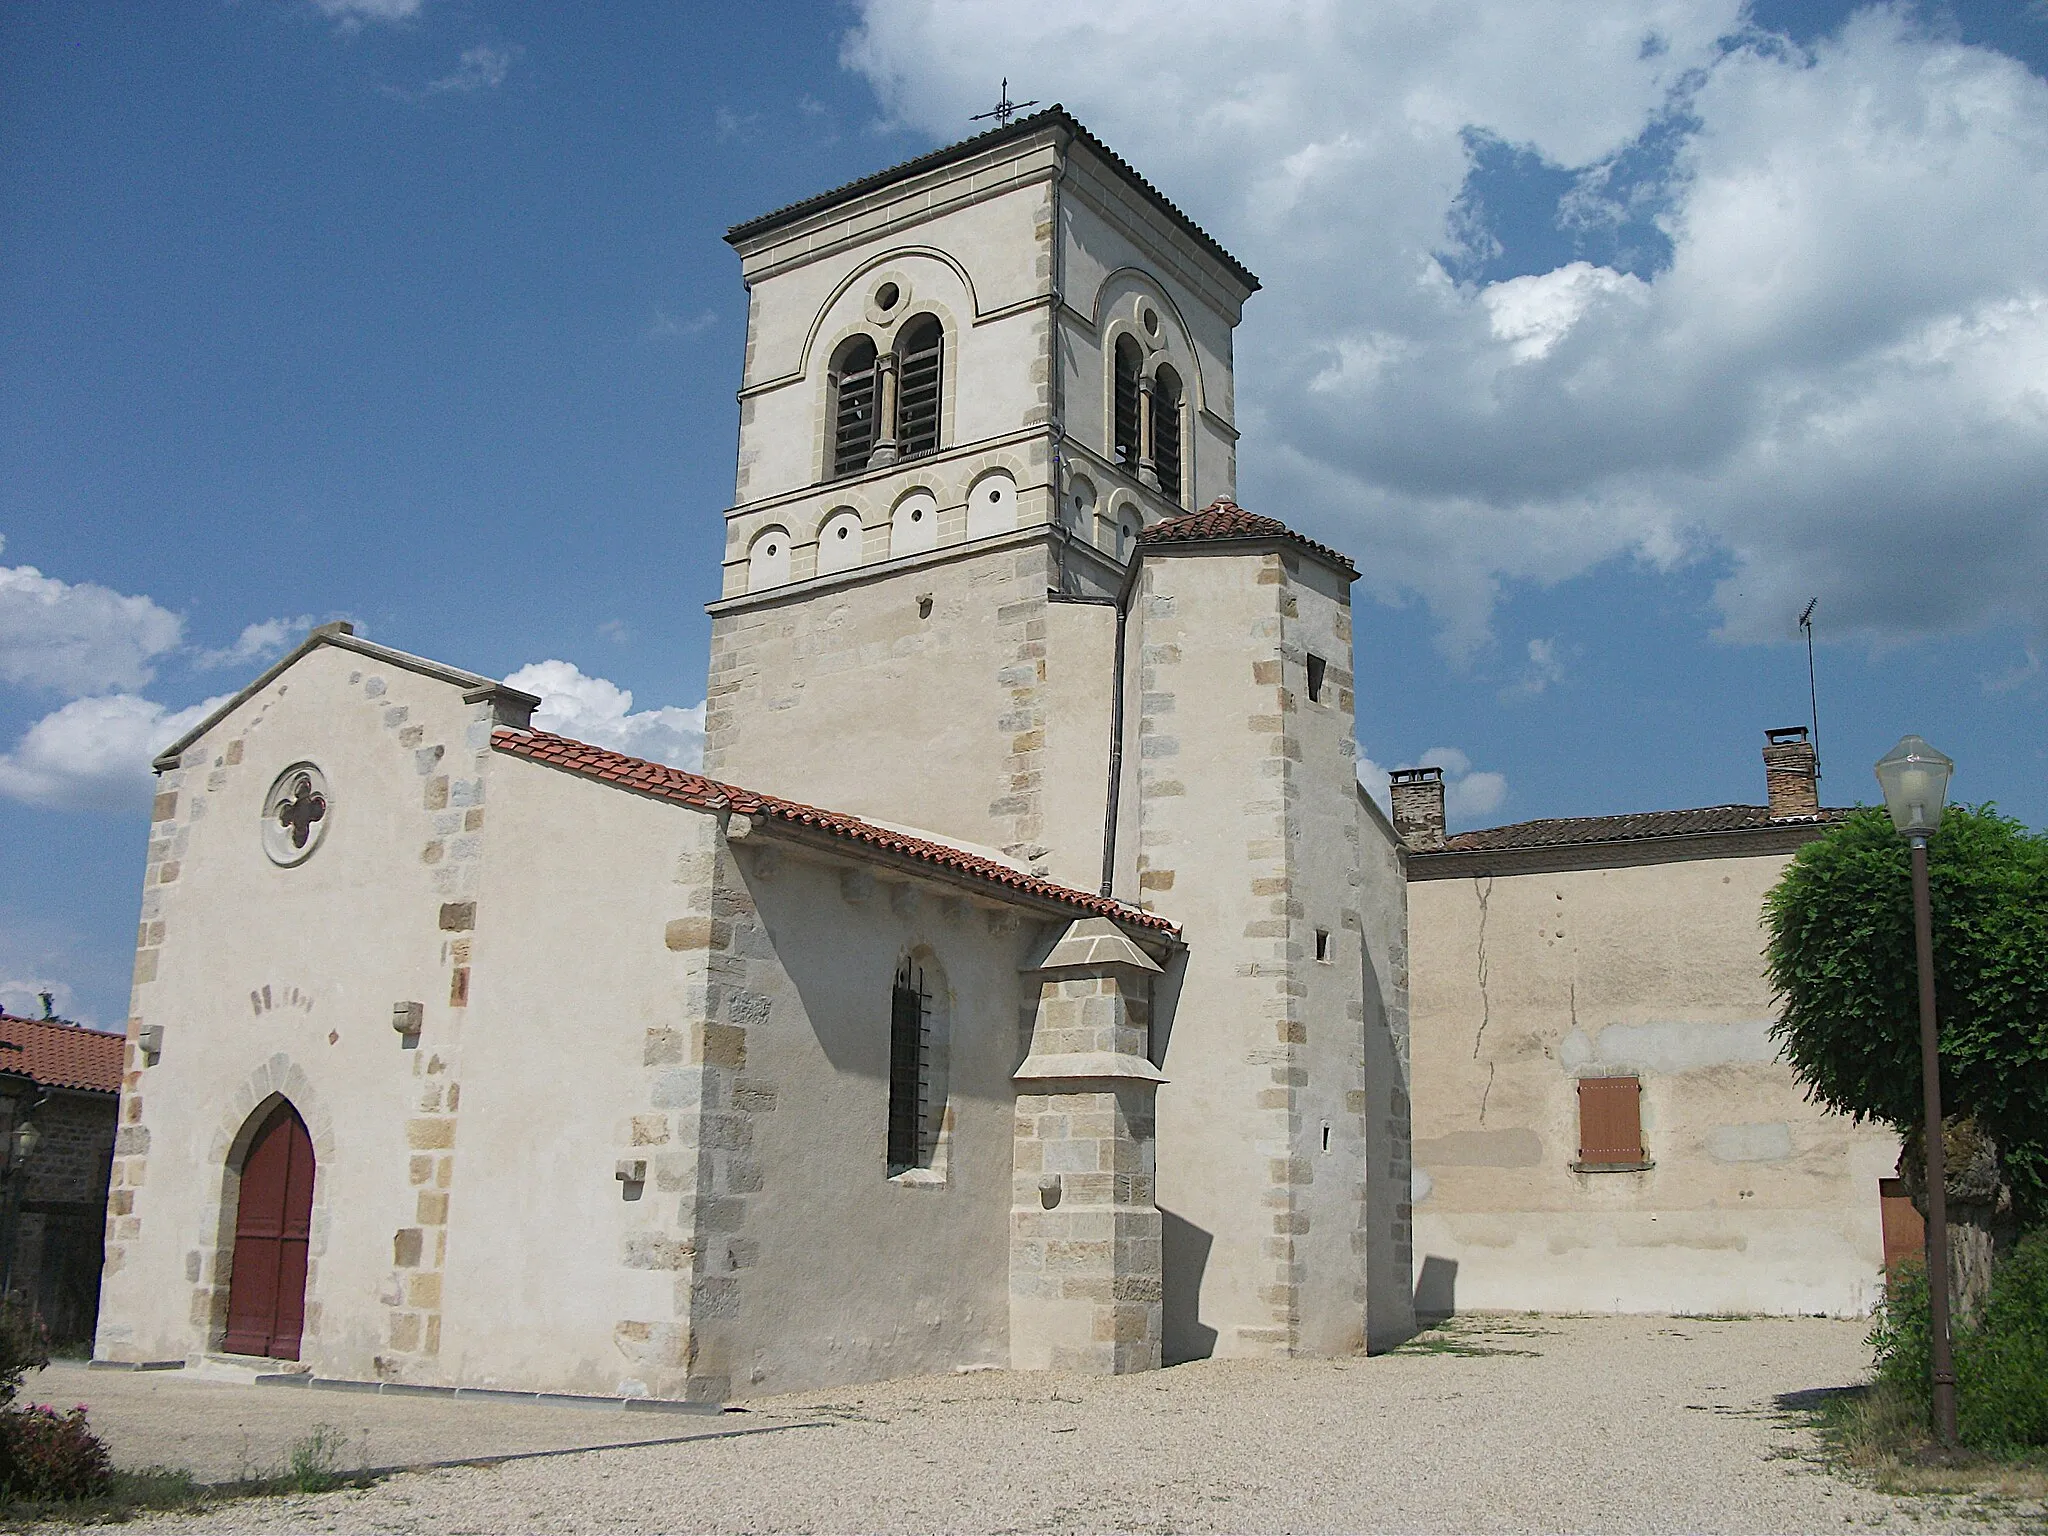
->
[830, 336, 880, 478]
[887, 954, 946, 1173]
[1152, 365, 1184, 505]
[1113, 335, 1143, 470]
[895, 315, 943, 460]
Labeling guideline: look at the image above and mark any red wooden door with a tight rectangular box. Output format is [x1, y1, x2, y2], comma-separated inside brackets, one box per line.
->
[222, 1102, 314, 1359]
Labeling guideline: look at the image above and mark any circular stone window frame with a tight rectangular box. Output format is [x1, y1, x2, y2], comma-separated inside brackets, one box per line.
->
[865, 276, 911, 327]
[261, 761, 333, 869]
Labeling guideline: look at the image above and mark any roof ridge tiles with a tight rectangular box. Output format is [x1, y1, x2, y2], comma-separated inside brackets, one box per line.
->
[1140, 498, 1359, 578]
[491, 729, 1177, 935]
[1427, 801, 1852, 855]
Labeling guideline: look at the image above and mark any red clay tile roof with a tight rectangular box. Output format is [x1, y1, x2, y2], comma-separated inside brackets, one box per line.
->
[0, 1015, 124, 1094]
[1431, 803, 1849, 855]
[1141, 500, 1359, 578]
[491, 729, 1179, 935]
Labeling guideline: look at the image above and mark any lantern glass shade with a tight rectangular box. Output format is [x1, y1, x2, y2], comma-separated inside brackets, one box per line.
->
[1874, 734, 1954, 837]
[12, 1121, 37, 1164]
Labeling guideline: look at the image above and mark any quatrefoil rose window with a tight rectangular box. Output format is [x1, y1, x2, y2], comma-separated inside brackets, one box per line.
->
[261, 763, 331, 867]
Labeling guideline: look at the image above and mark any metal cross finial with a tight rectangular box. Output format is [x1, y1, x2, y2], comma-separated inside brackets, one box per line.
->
[970, 79, 1038, 128]
[277, 772, 327, 850]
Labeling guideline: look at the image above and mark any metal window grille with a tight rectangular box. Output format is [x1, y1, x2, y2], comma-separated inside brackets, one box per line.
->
[897, 318, 943, 459]
[832, 340, 879, 477]
[1576, 1076, 1643, 1164]
[1113, 338, 1142, 467]
[1153, 371, 1183, 502]
[887, 959, 932, 1170]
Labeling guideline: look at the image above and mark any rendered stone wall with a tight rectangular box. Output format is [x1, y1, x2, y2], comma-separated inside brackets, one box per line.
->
[98, 641, 493, 1373]
[1126, 544, 1377, 1362]
[1406, 851, 1898, 1316]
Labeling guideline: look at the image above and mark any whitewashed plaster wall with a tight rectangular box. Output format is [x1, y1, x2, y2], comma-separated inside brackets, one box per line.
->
[98, 642, 499, 1376]
[1406, 851, 1898, 1317]
[1126, 545, 1375, 1362]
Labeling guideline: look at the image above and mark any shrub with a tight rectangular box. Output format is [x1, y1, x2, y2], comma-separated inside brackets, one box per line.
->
[0, 1306, 49, 1411]
[1872, 1232, 2048, 1451]
[0, 1405, 114, 1501]
[1957, 1232, 2048, 1451]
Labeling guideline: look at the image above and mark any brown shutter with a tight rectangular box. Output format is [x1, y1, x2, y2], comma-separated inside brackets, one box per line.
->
[1577, 1077, 1643, 1165]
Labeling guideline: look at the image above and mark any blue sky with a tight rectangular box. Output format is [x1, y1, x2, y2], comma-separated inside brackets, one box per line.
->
[3, 0, 2044, 1027]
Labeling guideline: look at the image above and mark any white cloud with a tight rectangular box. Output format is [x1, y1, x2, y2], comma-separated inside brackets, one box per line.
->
[315, 0, 424, 25]
[0, 692, 229, 812]
[1357, 743, 1508, 824]
[0, 542, 185, 696]
[0, 978, 74, 1024]
[381, 43, 518, 103]
[845, 2, 2048, 655]
[195, 616, 314, 671]
[504, 661, 706, 770]
[1500, 636, 1568, 700]
[648, 307, 719, 341]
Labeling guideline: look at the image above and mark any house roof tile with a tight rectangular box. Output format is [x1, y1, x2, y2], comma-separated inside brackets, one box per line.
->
[1432, 803, 1849, 855]
[1140, 500, 1359, 578]
[0, 1015, 124, 1095]
[491, 729, 1179, 936]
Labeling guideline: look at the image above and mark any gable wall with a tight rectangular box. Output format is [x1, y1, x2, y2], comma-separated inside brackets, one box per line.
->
[1406, 850, 1898, 1316]
[97, 645, 498, 1373]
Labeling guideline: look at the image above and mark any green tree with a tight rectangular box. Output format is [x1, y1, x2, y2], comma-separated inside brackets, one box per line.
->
[1763, 805, 2048, 1228]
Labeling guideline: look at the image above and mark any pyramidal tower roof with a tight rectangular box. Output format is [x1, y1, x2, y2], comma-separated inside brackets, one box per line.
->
[724, 105, 1258, 294]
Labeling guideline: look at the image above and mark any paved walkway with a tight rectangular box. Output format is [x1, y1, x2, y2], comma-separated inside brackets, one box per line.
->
[49, 1316, 2047, 1533]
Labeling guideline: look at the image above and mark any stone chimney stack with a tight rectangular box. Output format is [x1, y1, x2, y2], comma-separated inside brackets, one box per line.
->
[1763, 727, 1820, 819]
[1389, 767, 1447, 851]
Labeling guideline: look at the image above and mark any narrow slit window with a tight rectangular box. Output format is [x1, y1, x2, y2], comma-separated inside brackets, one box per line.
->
[831, 336, 880, 478]
[1306, 653, 1327, 703]
[887, 958, 933, 1171]
[1113, 336, 1142, 469]
[1576, 1076, 1645, 1168]
[896, 315, 943, 459]
[1315, 928, 1331, 963]
[1152, 365, 1183, 505]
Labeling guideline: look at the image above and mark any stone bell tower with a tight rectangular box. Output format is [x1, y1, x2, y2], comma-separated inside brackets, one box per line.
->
[702, 109, 1259, 887]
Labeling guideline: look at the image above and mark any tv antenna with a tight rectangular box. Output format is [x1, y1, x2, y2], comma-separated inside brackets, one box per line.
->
[970, 80, 1038, 128]
[1798, 598, 1822, 781]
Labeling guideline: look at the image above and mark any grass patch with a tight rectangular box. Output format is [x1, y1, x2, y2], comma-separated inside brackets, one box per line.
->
[0, 1425, 383, 1526]
[1389, 1315, 1548, 1358]
[1790, 1379, 2048, 1504]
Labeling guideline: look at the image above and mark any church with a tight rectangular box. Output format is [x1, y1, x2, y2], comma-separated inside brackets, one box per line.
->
[93, 109, 1893, 1403]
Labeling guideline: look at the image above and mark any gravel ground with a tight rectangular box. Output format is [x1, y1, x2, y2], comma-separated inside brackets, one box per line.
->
[31, 1361, 782, 1484]
[95, 1315, 2045, 1534]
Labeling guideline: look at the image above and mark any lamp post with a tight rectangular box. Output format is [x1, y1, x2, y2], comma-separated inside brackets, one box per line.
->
[1873, 733, 1957, 1446]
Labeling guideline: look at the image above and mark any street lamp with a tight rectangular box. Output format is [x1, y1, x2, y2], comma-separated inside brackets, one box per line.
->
[1874, 733, 1957, 1446]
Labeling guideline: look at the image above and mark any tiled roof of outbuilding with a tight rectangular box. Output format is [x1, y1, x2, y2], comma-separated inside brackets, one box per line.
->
[0, 1014, 124, 1094]
[725, 106, 1258, 294]
[1433, 803, 1849, 855]
[491, 729, 1179, 936]
[1140, 500, 1359, 579]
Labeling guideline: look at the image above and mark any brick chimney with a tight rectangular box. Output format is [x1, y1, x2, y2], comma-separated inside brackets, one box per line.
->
[1389, 766, 1447, 851]
[1763, 727, 1820, 819]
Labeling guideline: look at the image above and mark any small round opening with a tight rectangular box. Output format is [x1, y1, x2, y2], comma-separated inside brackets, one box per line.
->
[766, 542, 779, 555]
[836, 525, 850, 540]
[1142, 307, 1159, 336]
[875, 282, 900, 311]
[988, 489, 1000, 503]
[911, 508, 923, 522]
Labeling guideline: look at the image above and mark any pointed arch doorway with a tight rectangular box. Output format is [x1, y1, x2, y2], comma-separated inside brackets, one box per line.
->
[222, 1100, 314, 1359]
